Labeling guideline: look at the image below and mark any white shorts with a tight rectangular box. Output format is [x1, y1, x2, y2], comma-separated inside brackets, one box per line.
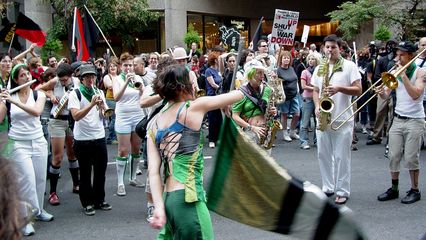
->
[48, 119, 73, 138]
[115, 112, 143, 134]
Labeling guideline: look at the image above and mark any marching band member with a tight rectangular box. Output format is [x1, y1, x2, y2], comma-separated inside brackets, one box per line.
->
[0, 63, 53, 236]
[377, 41, 426, 204]
[68, 64, 112, 215]
[37, 63, 80, 206]
[232, 59, 277, 153]
[113, 53, 145, 196]
[312, 34, 362, 205]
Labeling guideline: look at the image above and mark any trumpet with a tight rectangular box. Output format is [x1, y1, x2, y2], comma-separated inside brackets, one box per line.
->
[329, 47, 426, 131]
[127, 73, 143, 89]
[91, 85, 114, 117]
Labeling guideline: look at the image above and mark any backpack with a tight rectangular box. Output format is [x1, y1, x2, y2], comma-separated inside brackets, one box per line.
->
[135, 101, 166, 139]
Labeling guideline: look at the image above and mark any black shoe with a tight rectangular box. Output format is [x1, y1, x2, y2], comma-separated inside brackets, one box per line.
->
[378, 188, 399, 201]
[366, 139, 381, 145]
[84, 205, 96, 216]
[95, 202, 112, 210]
[324, 192, 334, 197]
[401, 189, 421, 204]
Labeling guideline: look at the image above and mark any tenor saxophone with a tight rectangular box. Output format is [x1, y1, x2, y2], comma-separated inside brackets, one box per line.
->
[258, 78, 284, 149]
[317, 55, 334, 131]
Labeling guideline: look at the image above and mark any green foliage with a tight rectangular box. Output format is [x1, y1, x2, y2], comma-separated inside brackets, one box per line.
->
[327, 0, 383, 40]
[183, 24, 201, 48]
[41, 30, 63, 62]
[47, 0, 159, 47]
[374, 25, 392, 41]
[327, 0, 424, 41]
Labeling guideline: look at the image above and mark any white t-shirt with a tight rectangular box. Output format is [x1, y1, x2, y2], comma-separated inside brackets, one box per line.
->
[113, 75, 144, 116]
[9, 90, 45, 140]
[68, 89, 105, 141]
[312, 59, 361, 123]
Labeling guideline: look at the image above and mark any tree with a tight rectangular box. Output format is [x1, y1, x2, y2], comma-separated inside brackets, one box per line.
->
[46, 0, 159, 47]
[183, 24, 201, 48]
[374, 25, 392, 41]
[327, 0, 424, 41]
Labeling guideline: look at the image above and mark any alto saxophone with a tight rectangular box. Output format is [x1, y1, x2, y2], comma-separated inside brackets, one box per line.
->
[317, 55, 334, 131]
[258, 78, 284, 149]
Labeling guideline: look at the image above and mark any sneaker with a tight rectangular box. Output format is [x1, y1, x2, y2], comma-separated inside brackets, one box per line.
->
[35, 209, 54, 222]
[129, 179, 145, 188]
[84, 205, 96, 216]
[378, 188, 399, 201]
[95, 202, 112, 211]
[300, 142, 310, 150]
[117, 184, 126, 196]
[283, 131, 292, 142]
[401, 189, 421, 204]
[362, 126, 368, 134]
[136, 168, 143, 175]
[49, 192, 60, 206]
[146, 205, 155, 223]
[209, 142, 215, 148]
[22, 222, 35, 236]
[290, 130, 300, 140]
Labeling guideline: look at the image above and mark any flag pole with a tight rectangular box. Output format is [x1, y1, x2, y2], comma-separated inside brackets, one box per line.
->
[71, 7, 77, 52]
[8, 33, 15, 55]
[83, 5, 117, 58]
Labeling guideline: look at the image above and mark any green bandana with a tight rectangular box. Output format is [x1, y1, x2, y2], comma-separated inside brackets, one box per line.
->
[80, 84, 95, 102]
[397, 62, 416, 82]
[120, 72, 135, 88]
[317, 56, 344, 77]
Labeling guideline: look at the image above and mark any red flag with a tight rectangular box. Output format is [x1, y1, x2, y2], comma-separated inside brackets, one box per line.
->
[15, 12, 46, 46]
[73, 8, 90, 61]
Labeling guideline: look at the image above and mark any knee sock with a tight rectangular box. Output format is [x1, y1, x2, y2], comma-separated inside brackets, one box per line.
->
[49, 165, 61, 194]
[392, 179, 399, 191]
[116, 156, 128, 186]
[130, 154, 141, 180]
[68, 160, 80, 187]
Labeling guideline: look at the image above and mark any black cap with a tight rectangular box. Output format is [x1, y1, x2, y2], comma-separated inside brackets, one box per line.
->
[79, 64, 97, 77]
[71, 61, 83, 72]
[396, 41, 417, 53]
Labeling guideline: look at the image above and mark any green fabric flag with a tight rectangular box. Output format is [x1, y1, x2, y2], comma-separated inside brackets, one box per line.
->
[207, 116, 366, 239]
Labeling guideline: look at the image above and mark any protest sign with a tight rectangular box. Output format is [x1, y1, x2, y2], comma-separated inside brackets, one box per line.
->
[270, 9, 299, 45]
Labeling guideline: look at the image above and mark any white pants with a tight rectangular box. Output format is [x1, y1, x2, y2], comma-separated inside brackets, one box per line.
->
[316, 122, 353, 197]
[11, 137, 48, 216]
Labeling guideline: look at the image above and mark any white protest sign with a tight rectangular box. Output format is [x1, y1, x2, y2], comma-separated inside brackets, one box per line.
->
[301, 25, 310, 43]
[270, 9, 299, 45]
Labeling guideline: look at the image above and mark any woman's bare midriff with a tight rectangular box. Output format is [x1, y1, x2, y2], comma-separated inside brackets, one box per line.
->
[163, 174, 185, 192]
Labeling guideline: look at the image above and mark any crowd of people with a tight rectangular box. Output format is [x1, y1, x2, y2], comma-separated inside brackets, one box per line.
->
[0, 34, 425, 239]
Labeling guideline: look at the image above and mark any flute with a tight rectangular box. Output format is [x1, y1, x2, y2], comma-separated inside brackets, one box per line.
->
[5, 80, 37, 94]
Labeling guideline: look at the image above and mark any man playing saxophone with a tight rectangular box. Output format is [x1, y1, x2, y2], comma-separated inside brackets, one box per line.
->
[312, 34, 362, 205]
[36, 63, 81, 206]
[232, 59, 278, 154]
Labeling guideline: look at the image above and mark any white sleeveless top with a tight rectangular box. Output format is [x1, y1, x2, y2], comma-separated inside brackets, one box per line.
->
[50, 78, 79, 116]
[395, 67, 425, 119]
[114, 75, 144, 116]
[9, 90, 45, 140]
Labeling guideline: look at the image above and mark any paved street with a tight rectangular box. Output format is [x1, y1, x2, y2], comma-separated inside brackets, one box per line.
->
[30, 129, 426, 240]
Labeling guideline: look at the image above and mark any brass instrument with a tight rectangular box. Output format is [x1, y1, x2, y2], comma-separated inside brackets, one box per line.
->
[329, 48, 426, 131]
[258, 79, 284, 149]
[127, 73, 143, 89]
[317, 55, 334, 131]
[195, 87, 205, 98]
[91, 85, 114, 117]
[53, 86, 73, 118]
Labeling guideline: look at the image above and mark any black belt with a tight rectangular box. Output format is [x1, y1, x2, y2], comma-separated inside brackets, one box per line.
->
[394, 113, 411, 120]
[50, 115, 68, 121]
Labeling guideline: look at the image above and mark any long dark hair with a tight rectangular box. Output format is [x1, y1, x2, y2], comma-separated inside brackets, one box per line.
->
[0, 157, 23, 240]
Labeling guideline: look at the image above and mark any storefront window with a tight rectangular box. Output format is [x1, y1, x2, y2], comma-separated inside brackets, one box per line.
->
[205, 16, 220, 50]
[188, 14, 203, 49]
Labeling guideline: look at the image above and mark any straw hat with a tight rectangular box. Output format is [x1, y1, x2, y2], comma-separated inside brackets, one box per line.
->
[173, 47, 189, 60]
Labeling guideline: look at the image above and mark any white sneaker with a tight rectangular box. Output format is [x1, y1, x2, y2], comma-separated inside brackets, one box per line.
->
[209, 142, 215, 148]
[136, 168, 143, 175]
[117, 184, 126, 196]
[283, 131, 292, 142]
[22, 222, 35, 236]
[362, 126, 368, 134]
[290, 130, 300, 140]
[35, 209, 54, 222]
[300, 142, 310, 150]
[129, 179, 145, 188]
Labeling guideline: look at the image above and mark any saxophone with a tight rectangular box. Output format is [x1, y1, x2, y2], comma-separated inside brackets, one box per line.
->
[317, 55, 334, 131]
[258, 78, 284, 149]
[53, 86, 73, 118]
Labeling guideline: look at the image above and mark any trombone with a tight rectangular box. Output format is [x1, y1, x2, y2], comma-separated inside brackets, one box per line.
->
[91, 85, 114, 117]
[330, 48, 426, 131]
